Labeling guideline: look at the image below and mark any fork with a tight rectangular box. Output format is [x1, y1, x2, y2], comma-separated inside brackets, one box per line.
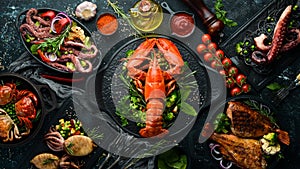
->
[272, 73, 300, 105]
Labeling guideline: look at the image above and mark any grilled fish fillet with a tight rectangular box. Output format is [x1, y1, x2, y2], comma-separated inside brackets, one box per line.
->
[210, 133, 267, 169]
[226, 101, 290, 145]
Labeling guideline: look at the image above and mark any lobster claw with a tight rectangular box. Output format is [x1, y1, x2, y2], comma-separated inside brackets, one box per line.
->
[126, 38, 156, 80]
[156, 38, 184, 76]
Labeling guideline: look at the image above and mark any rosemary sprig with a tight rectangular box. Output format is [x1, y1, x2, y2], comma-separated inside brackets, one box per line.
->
[65, 142, 74, 155]
[42, 158, 58, 165]
[107, 0, 143, 37]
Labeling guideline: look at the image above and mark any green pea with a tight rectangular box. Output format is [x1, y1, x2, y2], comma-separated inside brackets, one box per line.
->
[243, 50, 248, 55]
[245, 41, 250, 46]
[293, 5, 298, 11]
[26, 39, 31, 43]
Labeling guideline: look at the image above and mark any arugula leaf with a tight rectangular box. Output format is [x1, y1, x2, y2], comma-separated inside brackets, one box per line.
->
[181, 102, 197, 116]
[266, 82, 283, 91]
[30, 25, 71, 54]
[214, 0, 238, 27]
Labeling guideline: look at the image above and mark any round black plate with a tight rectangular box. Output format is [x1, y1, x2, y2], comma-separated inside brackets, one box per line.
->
[206, 95, 288, 169]
[94, 35, 211, 137]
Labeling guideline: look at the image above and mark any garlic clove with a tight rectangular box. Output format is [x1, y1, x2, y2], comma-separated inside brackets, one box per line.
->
[75, 1, 97, 21]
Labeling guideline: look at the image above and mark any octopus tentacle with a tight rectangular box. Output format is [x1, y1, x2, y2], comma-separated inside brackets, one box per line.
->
[64, 41, 98, 59]
[32, 15, 51, 26]
[78, 45, 98, 59]
[281, 29, 300, 52]
[60, 155, 81, 169]
[20, 24, 53, 39]
[69, 54, 93, 73]
[26, 8, 38, 26]
[253, 34, 271, 51]
[267, 5, 292, 63]
[47, 62, 75, 72]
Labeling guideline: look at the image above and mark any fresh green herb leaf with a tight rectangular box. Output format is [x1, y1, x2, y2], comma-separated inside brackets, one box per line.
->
[266, 82, 283, 91]
[157, 148, 187, 169]
[213, 113, 231, 133]
[181, 102, 197, 116]
[214, 0, 238, 27]
[31, 25, 71, 54]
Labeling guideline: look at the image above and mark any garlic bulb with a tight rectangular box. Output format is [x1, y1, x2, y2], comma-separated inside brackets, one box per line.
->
[75, 1, 97, 21]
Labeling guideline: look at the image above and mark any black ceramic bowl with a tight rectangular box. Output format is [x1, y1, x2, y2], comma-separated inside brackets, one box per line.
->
[0, 73, 56, 147]
[16, 8, 100, 74]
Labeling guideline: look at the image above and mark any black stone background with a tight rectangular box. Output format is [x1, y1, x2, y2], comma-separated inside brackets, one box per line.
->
[0, 0, 299, 169]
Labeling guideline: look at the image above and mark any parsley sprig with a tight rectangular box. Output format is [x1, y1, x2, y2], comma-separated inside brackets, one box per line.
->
[214, 0, 238, 27]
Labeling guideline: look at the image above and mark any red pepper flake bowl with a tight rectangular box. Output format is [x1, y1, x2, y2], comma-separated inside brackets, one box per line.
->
[96, 12, 119, 36]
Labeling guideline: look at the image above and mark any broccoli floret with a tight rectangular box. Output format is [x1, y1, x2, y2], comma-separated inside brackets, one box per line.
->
[165, 112, 175, 121]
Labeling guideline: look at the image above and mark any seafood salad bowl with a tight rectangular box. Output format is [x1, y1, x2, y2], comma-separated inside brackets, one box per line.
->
[0, 73, 56, 147]
[17, 8, 100, 74]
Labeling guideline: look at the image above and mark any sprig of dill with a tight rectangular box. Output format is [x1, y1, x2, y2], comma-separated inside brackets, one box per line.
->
[107, 0, 143, 37]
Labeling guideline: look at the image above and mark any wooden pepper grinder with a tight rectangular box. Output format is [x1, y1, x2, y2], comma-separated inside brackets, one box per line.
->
[181, 0, 224, 37]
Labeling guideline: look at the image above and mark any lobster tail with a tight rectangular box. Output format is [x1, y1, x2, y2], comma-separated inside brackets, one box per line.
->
[276, 129, 290, 145]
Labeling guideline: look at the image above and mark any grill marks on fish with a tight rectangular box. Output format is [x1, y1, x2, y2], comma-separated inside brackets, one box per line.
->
[226, 101, 290, 145]
[227, 101, 274, 137]
[211, 133, 267, 169]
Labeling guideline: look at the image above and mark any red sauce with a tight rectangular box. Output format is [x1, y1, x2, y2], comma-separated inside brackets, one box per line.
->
[170, 12, 195, 37]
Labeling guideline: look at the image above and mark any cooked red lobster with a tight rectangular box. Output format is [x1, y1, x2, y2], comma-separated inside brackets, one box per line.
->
[126, 38, 184, 137]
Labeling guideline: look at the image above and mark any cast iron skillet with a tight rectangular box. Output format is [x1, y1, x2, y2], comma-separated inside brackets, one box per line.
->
[204, 95, 287, 169]
[0, 73, 57, 147]
[94, 35, 211, 138]
[16, 8, 100, 75]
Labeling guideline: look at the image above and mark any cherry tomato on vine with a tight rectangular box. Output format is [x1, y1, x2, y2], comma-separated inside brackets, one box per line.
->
[219, 70, 227, 77]
[228, 66, 239, 77]
[203, 52, 213, 62]
[201, 34, 211, 44]
[226, 77, 235, 88]
[196, 44, 207, 54]
[222, 58, 232, 69]
[236, 74, 247, 86]
[230, 87, 241, 96]
[242, 84, 251, 93]
[211, 60, 222, 69]
[215, 49, 225, 60]
[207, 42, 218, 51]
